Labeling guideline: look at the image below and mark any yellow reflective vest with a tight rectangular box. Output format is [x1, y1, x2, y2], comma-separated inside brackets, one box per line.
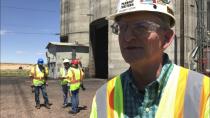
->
[59, 67, 71, 85]
[29, 64, 49, 86]
[90, 65, 210, 118]
[67, 67, 84, 91]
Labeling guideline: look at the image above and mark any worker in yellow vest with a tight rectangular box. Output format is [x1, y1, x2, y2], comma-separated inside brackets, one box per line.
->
[75, 58, 86, 90]
[90, 0, 210, 118]
[68, 59, 84, 114]
[29, 58, 50, 109]
[59, 59, 72, 108]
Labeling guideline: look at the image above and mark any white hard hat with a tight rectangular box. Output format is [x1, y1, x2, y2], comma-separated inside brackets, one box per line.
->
[63, 59, 70, 63]
[107, 0, 175, 27]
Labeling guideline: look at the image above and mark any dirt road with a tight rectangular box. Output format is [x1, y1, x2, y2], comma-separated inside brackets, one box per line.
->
[0, 77, 106, 118]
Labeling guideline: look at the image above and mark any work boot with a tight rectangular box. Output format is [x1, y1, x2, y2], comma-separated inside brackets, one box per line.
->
[68, 110, 77, 115]
[35, 104, 41, 109]
[45, 104, 51, 109]
[62, 104, 68, 108]
[48, 102, 53, 106]
[80, 84, 86, 91]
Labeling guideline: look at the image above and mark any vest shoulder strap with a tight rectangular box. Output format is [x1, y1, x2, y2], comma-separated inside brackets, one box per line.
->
[70, 69, 76, 81]
[156, 65, 207, 118]
[184, 70, 206, 118]
[95, 76, 124, 118]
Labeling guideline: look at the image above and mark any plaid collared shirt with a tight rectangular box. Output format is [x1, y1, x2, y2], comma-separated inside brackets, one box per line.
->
[120, 54, 174, 118]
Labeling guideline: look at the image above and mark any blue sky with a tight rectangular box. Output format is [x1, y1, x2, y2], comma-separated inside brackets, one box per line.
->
[0, 0, 60, 64]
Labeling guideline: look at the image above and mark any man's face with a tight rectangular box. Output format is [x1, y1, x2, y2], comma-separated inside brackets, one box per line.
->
[117, 12, 167, 65]
[71, 64, 78, 68]
[38, 64, 43, 67]
[64, 63, 70, 68]
[38, 64, 44, 70]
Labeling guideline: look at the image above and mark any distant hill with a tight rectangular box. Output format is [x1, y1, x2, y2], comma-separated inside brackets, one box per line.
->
[0, 63, 34, 70]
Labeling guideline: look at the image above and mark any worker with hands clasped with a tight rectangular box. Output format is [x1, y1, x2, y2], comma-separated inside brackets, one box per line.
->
[59, 59, 72, 108]
[29, 58, 51, 109]
[90, 0, 210, 118]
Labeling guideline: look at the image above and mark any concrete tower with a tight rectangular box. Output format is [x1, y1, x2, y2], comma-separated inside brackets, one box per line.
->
[60, 0, 209, 78]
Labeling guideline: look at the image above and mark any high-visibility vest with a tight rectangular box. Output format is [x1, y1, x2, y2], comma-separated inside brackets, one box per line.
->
[29, 65, 48, 86]
[59, 67, 71, 85]
[90, 64, 210, 118]
[68, 68, 84, 91]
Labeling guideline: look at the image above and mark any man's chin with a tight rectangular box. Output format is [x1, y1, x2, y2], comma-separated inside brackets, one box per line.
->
[126, 58, 149, 67]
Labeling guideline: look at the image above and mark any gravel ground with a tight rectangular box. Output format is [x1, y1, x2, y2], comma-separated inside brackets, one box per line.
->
[0, 77, 106, 118]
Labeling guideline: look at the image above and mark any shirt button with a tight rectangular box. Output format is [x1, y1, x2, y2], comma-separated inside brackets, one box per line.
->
[145, 108, 150, 112]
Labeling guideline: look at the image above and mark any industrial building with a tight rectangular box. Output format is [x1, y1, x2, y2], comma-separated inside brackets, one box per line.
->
[46, 0, 210, 79]
[46, 42, 89, 78]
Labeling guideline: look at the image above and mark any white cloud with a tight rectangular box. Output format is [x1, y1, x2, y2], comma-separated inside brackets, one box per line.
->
[0, 30, 8, 36]
[16, 50, 25, 54]
[36, 52, 44, 55]
[41, 29, 50, 32]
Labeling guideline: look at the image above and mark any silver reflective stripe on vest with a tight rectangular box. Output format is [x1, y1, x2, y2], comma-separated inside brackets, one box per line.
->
[184, 70, 204, 118]
[96, 84, 107, 118]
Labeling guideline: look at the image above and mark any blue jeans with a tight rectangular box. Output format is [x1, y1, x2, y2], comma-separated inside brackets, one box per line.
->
[62, 84, 69, 105]
[71, 89, 79, 112]
[34, 85, 49, 105]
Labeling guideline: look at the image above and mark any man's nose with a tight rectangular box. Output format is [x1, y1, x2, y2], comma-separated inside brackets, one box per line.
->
[123, 27, 136, 42]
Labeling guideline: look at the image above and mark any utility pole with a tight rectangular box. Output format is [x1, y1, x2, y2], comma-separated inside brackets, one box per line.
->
[196, 0, 205, 72]
[207, 31, 210, 74]
[180, 0, 185, 66]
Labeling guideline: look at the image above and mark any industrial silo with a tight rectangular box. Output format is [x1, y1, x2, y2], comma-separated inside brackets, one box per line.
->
[61, 0, 128, 78]
[89, 0, 128, 79]
[60, 0, 90, 70]
[60, 0, 208, 78]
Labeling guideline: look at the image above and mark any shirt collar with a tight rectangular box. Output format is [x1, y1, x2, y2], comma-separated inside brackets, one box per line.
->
[125, 53, 172, 95]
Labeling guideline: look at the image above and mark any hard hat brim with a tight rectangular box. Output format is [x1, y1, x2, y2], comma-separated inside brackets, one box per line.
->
[106, 4, 175, 27]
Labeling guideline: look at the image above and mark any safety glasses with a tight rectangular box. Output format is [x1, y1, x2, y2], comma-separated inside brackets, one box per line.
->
[111, 20, 165, 35]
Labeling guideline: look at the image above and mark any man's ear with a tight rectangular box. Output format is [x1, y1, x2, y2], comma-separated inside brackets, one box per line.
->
[163, 29, 175, 50]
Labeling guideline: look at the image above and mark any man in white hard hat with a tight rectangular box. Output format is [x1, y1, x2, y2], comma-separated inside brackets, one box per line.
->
[90, 0, 210, 118]
[59, 59, 72, 108]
